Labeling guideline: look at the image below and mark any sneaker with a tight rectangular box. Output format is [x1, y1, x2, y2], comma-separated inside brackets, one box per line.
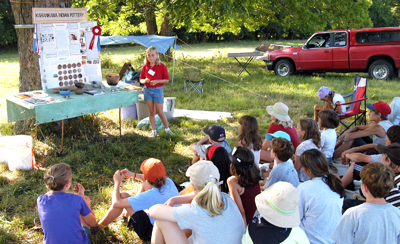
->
[165, 128, 174, 135]
[150, 130, 157, 138]
[178, 163, 191, 173]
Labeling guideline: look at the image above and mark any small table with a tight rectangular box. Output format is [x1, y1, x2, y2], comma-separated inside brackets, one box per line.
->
[6, 83, 139, 152]
[227, 52, 264, 76]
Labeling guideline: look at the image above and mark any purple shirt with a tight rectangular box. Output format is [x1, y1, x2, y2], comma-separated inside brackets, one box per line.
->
[37, 192, 91, 244]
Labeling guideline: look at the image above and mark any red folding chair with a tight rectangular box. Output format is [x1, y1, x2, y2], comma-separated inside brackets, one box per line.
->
[336, 75, 368, 136]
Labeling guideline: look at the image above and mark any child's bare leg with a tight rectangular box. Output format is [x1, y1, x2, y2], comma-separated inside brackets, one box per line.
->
[333, 140, 353, 160]
[151, 220, 189, 244]
[341, 162, 355, 188]
[314, 104, 324, 121]
[191, 152, 200, 165]
[98, 192, 132, 227]
[146, 101, 156, 131]
[155, 103, 169, 129]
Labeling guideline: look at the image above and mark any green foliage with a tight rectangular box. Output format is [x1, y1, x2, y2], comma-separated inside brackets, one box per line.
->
[0, 0, 17, 46]
[369, 0, 399, 27]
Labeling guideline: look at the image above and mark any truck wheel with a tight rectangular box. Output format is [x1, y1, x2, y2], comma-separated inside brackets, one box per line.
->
[274, 59, 294, 77]
[369, 60, 394, 80]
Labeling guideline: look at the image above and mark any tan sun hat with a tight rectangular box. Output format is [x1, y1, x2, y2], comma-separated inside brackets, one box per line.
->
[255, 181, 300, 228]
[266, 102, 291, 122]
[186, 160, 220, 187]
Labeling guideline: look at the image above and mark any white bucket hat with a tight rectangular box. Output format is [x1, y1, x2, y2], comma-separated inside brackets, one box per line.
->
[266, 102, 291, 122]
[255, 181, 300, 228]
[186, 160, 220, 187]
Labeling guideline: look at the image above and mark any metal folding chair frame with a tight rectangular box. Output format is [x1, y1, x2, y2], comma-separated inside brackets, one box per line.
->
[184, 68, 204, 94]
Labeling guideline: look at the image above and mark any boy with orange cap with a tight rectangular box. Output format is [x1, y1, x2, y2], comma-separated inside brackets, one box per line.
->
[97, 158, 179, 241]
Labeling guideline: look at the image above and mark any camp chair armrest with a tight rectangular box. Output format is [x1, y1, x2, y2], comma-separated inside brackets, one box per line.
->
[337, 98, 367, 106]
[342, 92, 353, 98]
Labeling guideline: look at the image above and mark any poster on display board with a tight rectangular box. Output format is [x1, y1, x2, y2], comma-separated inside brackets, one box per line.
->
[36, 21, 102, 90]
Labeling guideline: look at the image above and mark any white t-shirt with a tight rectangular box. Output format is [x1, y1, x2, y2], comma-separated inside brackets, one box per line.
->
[251, 146, 261, 167]
[320, 128, 337, 159]
[297, 177, 343, 244]
[296, 139, 320, 182]
[333, 92, 346, 116]
[173, 192, 245, 244]
[331, 203, 400, 244]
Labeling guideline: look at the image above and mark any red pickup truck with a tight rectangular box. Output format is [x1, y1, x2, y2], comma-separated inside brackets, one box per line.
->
[264, 27, 400, 79]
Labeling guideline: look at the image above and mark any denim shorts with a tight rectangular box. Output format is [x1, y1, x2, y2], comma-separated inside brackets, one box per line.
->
[82, 226, 92, 243]
[144, 86, 164, 104]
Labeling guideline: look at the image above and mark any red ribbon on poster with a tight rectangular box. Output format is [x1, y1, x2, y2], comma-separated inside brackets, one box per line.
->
[89, 26, 102, 50]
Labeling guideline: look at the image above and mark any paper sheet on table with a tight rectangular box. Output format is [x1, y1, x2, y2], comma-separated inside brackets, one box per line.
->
[56, 31, 69, 49]
[70, 44, 80, 55]
[85, 31, 100, 59]
[84, 65, 99, 76]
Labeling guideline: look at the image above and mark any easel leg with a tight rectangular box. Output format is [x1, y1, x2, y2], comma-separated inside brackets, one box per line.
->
[61, 120, 64, 153]
[35, 124, 38, 139]
[119, 108, 122, 137]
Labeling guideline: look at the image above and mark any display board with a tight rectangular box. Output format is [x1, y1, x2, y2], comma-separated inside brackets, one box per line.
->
[35, 21, 102, 90]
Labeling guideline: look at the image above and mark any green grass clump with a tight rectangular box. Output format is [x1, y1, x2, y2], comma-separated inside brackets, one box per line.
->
[1, 40, 399, 243]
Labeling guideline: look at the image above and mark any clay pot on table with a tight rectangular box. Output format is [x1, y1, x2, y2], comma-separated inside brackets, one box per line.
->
[75, 82, 85, 95]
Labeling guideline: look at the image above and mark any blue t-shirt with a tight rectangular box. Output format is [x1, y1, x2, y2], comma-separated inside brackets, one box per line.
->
[263, 160, 300, 190]
[128, 178, 179, 225]
[37, 192, 92, 244]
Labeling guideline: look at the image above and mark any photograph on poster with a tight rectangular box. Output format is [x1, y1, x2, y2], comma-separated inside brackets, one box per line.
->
[80, 49, 86, 55]
[70, 32, 78, 44]
[93, 60, 100, 64]
[87, 60, 92, 64]
[82, 60, 87, 65]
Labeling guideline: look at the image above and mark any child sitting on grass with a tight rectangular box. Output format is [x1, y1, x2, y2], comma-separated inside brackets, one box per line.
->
[294, 118, 321, 182]
[332, 163, 400, 244]
[227, 147, 261, 227]
[237, 115, 263, 166]
[318, 110, 339, 165]
[181, 124, 232, 173]
[298, 149, 345, 244]
[97, 158, 179, 242]
[263, 137, 299, 190]
[37, 163, 97, 244]
[148, 160, 245, 244]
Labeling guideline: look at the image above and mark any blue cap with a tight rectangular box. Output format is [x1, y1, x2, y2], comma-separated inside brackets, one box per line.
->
[265, 131, 291, 141]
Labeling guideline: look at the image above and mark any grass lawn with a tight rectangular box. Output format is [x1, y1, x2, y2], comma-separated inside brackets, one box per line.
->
[0, 40, 399, 243]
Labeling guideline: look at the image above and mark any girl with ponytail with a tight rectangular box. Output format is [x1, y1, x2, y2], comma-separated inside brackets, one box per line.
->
[37, 163, 97, 243]
[227, 147, 261, 227]
[148, 160, 245, 244]
[297, 149, 345, 244]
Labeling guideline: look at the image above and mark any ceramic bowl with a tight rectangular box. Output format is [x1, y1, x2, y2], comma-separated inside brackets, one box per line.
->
[75, 82, 85, 89]
[59, 89, 71, 96]
[106, 74, 119, 86]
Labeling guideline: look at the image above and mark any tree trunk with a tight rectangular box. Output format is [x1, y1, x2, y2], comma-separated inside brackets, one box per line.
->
[11, 1, 71, 134]
[160, 14, 173, 36]
[144, 8, 157, 35]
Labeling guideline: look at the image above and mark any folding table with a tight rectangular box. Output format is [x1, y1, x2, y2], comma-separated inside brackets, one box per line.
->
[6, 85, 139, 153]
[227, 52, 264, 76]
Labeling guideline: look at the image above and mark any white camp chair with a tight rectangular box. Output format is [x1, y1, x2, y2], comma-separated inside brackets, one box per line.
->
[184, 68, 204, 94]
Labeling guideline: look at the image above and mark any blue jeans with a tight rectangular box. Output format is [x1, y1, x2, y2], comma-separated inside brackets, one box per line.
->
[144, 86, 164, 104]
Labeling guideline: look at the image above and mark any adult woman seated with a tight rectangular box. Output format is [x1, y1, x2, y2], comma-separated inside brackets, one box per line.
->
[260, 102, 300, 163]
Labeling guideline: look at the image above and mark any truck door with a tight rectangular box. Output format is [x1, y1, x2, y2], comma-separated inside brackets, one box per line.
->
[332, 32, 349, 70]
[298, 33, 333, 70]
